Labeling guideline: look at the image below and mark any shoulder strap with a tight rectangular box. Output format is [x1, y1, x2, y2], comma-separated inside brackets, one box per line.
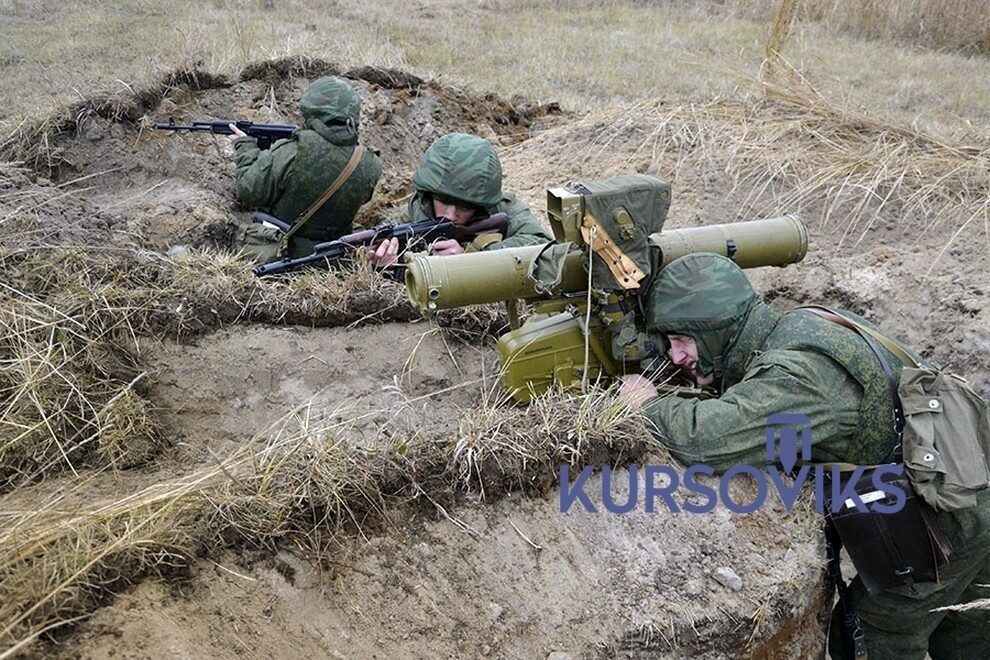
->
[801, 306, 905, 458]
[800, 306, 921, 368]
[279, 144, 366, 250]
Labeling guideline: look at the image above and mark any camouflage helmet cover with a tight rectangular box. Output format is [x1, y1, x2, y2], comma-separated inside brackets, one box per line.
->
[645, 253, 758, 381]
[299, 76, 361, 127]
[412, 133, 503, 208]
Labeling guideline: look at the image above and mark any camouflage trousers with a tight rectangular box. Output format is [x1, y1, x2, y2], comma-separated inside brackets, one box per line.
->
[828, 546, 990, 659]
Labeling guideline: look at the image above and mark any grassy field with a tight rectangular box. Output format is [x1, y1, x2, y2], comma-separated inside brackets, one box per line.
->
[2, 0, 989, 143]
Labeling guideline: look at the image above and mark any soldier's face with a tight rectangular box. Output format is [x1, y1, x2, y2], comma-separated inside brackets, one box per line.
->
[433, 197, 478, 226]
[667, 334, 715, 387]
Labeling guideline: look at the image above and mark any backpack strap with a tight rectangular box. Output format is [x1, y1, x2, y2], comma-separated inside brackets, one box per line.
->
[801, 306, 905, 461]
[801, 306, 921, 368]
[278, 144, 366, 251]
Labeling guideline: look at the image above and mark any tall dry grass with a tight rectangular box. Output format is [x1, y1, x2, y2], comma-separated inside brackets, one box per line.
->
[505, 69, 990, 254]
[742, 0, 990, 56]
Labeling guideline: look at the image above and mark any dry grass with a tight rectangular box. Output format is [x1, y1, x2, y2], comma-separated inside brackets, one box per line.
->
[208, 382, 657, 549]
[0, 469, 217, 655]
[2, 0, 989, 142]
[505, 71, 990, 254]
[742, 0, 990, 56]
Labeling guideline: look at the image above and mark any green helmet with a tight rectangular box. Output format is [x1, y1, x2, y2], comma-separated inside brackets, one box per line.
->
[645, 253, 759, 383]
[298, 76, 361, 127]
[412, 133, 503, 208]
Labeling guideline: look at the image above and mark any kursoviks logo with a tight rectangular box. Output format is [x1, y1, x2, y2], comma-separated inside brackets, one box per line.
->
[559, 413, 907, 515]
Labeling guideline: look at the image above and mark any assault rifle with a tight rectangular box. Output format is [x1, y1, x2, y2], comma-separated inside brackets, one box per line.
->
[252, 212, 509, 277]
[153, 118, 297, 149]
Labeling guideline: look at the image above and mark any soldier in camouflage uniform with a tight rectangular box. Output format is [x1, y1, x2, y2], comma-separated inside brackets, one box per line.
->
[617, 253, 990, 659]
[369, 132, 550, 266]
[230, 76, 382, 260]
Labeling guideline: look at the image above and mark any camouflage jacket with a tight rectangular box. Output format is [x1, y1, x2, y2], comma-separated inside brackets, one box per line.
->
[639, 253, 990, 556]
[233, 77, 382, 258]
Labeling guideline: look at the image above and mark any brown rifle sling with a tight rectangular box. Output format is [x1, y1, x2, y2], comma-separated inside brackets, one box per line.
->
[278, 144, 367, 251]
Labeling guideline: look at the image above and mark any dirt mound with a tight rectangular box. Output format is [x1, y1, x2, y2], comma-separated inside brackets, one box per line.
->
[68, 473, 826, 659]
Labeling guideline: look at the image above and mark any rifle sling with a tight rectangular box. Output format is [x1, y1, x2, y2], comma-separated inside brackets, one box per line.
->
[278, 144, 366, 251]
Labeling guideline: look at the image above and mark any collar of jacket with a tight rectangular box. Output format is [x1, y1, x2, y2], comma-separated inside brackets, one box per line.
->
[304, 118, 359, 146]
[718, 301, 783, 392]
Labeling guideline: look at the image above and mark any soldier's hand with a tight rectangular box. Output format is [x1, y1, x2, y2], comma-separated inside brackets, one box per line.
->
[430, 239, 464, 256]
[227, 123, 249, 144]
[368, 237, 400, 268]
[617, 374, 659, 411]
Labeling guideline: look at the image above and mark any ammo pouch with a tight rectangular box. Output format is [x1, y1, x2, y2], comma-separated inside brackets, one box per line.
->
[825, 467, 951, 596]
[231, 220, 283, 265]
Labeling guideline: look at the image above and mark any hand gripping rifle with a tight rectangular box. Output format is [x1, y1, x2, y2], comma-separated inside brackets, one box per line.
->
[153, 118, 298, 149]
[252, 212, 509, 277]
[403, 175, 809, 402]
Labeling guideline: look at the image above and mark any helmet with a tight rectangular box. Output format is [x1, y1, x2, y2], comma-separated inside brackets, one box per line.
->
[412, 133, 503, 208]
[299, 76, 361, 128]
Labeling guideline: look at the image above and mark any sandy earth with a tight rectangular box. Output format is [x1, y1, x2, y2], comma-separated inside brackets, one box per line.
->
[143, 322, 491, 462]
[4, 59, 988, 657]
[65, 471, 825, 660]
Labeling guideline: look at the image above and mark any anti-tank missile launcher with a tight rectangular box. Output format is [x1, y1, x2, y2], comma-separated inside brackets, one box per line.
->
[405, 175, 808, 402]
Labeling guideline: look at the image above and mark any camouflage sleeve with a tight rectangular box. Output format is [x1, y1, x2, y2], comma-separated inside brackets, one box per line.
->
[483, 192, 552, 250]
[640, 349, 861, 471]
[233, 137, 296, 210]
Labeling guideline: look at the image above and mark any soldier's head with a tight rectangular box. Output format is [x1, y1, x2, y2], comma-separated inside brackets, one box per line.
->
[412, 133, 503, 225]
[299, 76, 362, 134]
[644, 253, 759, 388]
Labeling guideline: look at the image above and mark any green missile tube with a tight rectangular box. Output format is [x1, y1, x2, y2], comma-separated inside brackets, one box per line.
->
[650, 214, 807, 268]
[404, 245, 587, 313]
[405, 214, 808, 313]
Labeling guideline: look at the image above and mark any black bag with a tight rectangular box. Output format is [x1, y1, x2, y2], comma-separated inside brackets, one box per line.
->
[825, 468, 952, 596]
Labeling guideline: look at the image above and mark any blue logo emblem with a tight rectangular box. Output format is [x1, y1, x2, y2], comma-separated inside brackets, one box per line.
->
[765, 413, 812, 472]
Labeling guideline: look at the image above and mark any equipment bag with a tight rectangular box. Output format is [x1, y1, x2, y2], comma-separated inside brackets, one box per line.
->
[231, 221, 284, 264]
[566, 174, 671, 292]
[899, 367, 990, 512]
